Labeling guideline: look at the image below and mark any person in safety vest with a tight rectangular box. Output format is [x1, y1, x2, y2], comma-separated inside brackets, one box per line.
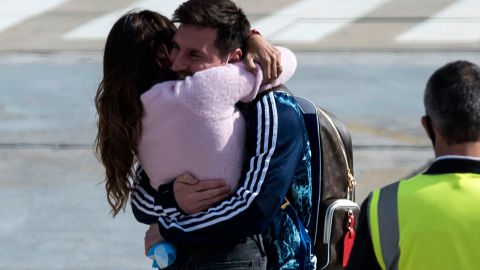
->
[347, 60, 480, 270]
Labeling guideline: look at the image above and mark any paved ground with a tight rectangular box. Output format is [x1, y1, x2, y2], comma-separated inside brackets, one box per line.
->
[0, 0, 479, 51]
[3, 51, 480, 268]
[1, 0, 480, 268]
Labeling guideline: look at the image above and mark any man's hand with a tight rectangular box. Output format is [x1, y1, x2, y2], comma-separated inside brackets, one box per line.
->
[244, 33, 282, 84]
[144, 223, 164, 256]
[173, 173, 231, 215]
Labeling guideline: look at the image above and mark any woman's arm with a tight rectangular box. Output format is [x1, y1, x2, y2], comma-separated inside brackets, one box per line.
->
[240, 46, 297, 102]
[257, 47, 296, 94]
[140, 47, 297, 118]
[243, 33, 282, 84]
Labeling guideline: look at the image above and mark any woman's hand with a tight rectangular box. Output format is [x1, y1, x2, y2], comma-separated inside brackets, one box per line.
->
[244, 33, 282, 84]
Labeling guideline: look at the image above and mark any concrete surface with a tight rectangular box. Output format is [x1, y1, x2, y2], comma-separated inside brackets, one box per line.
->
[0, 0, 479, 51]
[1, 0, 480, 268]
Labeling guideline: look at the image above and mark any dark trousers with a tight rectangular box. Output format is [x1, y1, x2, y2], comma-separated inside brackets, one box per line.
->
[165, 235, 267, 270]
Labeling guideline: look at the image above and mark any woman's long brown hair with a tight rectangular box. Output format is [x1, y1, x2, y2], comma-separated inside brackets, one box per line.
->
[94, 10, 176, 216]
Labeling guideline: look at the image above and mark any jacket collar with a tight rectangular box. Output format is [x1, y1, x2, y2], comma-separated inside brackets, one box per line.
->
[424, 155, 480, 175]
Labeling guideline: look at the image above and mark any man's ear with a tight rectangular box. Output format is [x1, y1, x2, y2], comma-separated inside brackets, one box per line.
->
[421, 116, 428, 131]
[227, 48, 242, 63]
[422, 115, 436, 145]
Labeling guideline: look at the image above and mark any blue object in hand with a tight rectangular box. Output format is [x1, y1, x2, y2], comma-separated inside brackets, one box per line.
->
[147, 241, 177, 269]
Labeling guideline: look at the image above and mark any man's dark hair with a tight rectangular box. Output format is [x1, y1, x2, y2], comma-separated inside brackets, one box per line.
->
[172, 0, 250, 56]
[425, 60, 480, 144]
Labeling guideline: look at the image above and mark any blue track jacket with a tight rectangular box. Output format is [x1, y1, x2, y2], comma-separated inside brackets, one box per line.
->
[131, 91, 311, 249]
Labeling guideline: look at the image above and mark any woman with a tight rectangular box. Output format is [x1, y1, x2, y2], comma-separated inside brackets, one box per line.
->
[95, 10, 176, 217]
[94, 10, 296, 268]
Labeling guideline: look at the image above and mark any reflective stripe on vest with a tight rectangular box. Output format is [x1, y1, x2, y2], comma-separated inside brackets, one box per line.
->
[368, 181, 400, 270]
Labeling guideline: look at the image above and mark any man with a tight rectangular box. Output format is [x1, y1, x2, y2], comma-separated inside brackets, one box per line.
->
[347, 60, 480, 270]
[132, 0, 313, 269]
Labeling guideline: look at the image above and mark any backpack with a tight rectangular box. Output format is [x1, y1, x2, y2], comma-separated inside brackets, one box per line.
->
[294, 96, 360, 270]
[250, 88, 360, 270]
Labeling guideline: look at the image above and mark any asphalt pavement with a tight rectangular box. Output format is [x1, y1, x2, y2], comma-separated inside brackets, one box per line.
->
[1, 0, 480, 268]
[3, 51, 480, 269]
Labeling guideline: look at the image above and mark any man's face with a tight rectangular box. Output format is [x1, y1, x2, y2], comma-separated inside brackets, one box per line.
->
[170, 24, 226, 79]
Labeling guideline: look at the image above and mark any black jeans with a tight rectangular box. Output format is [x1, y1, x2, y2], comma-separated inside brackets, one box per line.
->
[165, 235, 267, 270]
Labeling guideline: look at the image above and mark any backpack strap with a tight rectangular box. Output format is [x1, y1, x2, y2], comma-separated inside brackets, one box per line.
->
[317, 108, 356, 200]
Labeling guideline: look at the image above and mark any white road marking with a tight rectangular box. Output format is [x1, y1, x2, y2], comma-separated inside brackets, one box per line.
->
[63, 0, 187, 40]
[253, 0, 388, 43]
[396, 0, 480, 43]
[0, 0, 69, 33]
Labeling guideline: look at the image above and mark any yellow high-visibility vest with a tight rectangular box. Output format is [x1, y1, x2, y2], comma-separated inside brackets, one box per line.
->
[368, 173, 480, 270]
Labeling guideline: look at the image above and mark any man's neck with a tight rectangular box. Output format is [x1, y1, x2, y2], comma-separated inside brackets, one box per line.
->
[435, 141, 480, 158]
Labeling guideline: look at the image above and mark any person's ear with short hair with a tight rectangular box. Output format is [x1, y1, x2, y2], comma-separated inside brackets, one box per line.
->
[226, 48, 242, 63]
[422, 115, 436, 145]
